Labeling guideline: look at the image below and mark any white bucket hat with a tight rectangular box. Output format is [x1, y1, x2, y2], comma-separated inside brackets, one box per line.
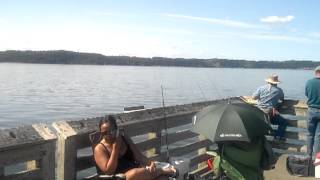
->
[265, 74, 280, 84]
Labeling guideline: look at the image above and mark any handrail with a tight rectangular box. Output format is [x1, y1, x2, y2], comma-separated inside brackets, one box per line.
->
[52, 97, 237, 180]
[0, 124, 56, 180]
[0, 97, 309, 180]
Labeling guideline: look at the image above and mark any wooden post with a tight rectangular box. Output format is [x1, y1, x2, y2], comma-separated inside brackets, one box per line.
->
[41, 142, 56, 180]
[155, 131, 162, 156]
[27, 160, 39, 170]
[198, 135, 208, 169]
[146, 132, 157, 158]
[53, 121, 77, 180]
[32, 124, 56, 180]
[0, 124, 56, 180]
[148, 118, 164, 159]
[0, 167, 4, 177]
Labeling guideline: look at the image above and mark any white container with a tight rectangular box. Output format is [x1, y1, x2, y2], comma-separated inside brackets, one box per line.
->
[154, 161, 171, 169]
[315, 152, 320, 178]
[170, 157, 190, 180]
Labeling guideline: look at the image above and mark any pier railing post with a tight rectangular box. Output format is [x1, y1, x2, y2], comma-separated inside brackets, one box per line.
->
[0, 123, 56, 180]
[26, 160, 40, 171]
[146, 133, 155, 157]
[155, 131, 162, 155]
[53, 121, 77, 180]
[32, 124, 57, 180]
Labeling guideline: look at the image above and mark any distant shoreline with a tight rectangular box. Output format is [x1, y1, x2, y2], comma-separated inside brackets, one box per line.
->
[0, 50, 319, 69]
[0, 62, 315, 71]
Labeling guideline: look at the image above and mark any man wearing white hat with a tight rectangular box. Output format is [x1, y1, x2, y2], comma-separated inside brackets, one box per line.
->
[252, 74, 288, 140]
[305, 66, 320, 161]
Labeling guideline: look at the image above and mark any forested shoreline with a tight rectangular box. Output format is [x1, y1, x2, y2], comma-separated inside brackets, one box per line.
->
[0, 50, 318, 69]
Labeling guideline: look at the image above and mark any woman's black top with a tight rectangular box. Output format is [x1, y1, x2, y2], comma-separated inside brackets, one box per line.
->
[95, 137, 140, 174]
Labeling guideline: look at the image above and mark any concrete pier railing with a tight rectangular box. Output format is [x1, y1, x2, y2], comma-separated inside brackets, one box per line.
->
[52, 98, 236, 180]
[0, 124, 56, 180]
[0, 97, 310, 180]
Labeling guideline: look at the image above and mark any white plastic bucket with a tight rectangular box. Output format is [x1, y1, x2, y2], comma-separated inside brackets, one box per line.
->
[170, 157, 190, 180]
[314, 152, 320, 178]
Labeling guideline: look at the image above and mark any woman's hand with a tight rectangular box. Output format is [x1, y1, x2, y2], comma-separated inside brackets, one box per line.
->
[149, 161, 156, 173]
[145, 161, 157, 176]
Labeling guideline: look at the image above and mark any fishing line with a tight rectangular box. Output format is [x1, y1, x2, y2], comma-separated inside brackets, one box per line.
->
[195, 81, 208, 101]
[209, 75, 222, 99]
[161, 85, 170, 162]
[205, 69, 223, 99]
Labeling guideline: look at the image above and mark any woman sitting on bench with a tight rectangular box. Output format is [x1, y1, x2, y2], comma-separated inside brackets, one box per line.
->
[94, 115, 178, 180]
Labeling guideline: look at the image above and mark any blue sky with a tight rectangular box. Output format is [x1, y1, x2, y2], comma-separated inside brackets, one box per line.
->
[1, 0, 320, 61]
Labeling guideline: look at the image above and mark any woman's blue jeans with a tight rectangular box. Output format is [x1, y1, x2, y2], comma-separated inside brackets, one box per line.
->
[307, 107, 320, 160]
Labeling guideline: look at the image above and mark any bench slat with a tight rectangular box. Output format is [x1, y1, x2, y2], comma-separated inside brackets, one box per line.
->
[2, 168, 42, 180]
[136, 130, 198, 151]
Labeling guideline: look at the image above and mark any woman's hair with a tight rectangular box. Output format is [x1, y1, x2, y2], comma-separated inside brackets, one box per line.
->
[99, 114, 118, 132]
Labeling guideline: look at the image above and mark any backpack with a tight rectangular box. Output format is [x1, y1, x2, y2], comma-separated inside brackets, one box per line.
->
[260, 137, 277, 170]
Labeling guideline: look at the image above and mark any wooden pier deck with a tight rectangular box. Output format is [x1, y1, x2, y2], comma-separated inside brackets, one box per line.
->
[264, 155, 314, 180]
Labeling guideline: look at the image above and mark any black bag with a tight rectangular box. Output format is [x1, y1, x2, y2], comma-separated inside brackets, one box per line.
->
[261, 137, 277, 170]
[286, 155, 311, 177]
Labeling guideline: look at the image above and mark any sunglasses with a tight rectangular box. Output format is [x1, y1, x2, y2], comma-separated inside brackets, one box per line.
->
[101, 129, 117, 136]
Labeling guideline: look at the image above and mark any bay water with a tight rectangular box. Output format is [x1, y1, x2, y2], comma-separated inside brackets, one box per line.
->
[0, 63, 313, 129]
[0, 62, 315, 178]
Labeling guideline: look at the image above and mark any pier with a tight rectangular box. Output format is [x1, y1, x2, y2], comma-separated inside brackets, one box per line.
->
[0, 97, 310, 180]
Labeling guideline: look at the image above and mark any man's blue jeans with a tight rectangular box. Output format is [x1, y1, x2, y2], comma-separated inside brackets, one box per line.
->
[259, 107, 288, 139]
[270, 114, 288, 139]
[307, 107, 320, 160]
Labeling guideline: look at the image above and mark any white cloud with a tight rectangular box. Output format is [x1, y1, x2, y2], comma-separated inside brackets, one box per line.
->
[147, 27, 194, 35]
[310, 32, 320, 38]
[163, 13, 264, 29]
[199, 31, 314, 43]
[260, 15, 295, 24]
[246, 33, 311, 43]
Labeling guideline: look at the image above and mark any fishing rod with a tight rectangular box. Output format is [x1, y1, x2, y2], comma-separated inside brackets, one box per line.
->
[195, 82, 208, 101]
[161, 85, 170, 162]
[206, 72, 223, 99]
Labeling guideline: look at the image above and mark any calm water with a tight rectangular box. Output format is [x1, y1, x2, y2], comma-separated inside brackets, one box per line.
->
[0, 63, 313, 129]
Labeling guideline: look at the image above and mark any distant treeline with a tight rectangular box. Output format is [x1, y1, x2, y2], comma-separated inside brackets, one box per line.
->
[0, 50, 319, 69]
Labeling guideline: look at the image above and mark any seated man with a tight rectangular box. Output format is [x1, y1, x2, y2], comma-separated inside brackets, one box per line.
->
[93, 115, 178, 180]
[252, 74, 288, 140]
